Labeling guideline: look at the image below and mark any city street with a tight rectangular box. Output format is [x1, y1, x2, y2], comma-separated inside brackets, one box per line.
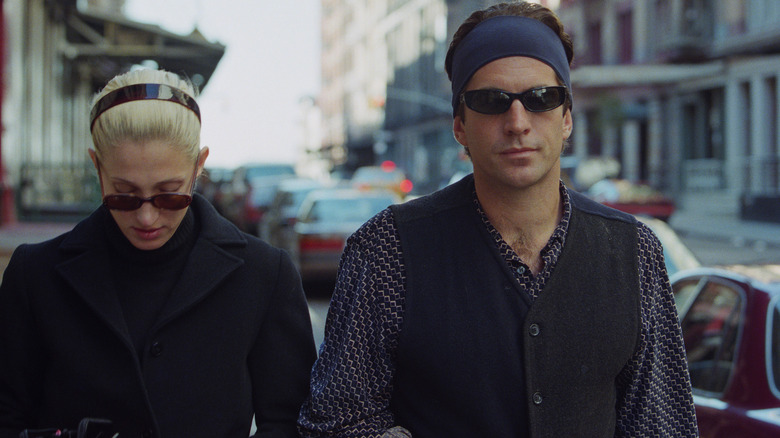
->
[3, 217, 780, 350]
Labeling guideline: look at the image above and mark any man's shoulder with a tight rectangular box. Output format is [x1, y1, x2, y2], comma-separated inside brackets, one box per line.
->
[568, 189, 638, 225]
[390, 174, 474, 223]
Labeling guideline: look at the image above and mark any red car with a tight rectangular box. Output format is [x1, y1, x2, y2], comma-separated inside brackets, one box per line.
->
[671, 265, 780, 437]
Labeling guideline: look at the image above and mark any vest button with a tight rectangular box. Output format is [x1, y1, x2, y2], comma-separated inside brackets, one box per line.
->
[532, 392, 543, 405]
[516, 266, 526, 275]
[529, 323, 540, 337]
[150, 342, 163, 357]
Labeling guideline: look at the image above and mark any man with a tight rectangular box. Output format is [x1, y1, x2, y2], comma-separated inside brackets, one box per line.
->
[298, 2, 698, 437]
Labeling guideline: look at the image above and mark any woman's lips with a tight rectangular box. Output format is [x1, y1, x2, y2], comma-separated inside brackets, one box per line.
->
[133, 227, 163, 240]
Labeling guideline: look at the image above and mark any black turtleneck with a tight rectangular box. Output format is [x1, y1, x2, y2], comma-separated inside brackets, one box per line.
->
[104, 208, 198, 357]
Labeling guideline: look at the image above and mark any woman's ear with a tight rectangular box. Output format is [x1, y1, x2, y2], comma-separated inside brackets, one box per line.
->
[88, 149, 99, 170]
[197, 146, 210, 176]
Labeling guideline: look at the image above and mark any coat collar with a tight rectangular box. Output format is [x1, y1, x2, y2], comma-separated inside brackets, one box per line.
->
[55, 194, 248, 344]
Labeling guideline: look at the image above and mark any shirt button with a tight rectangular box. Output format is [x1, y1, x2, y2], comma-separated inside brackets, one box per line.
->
[517, 266, 526, 275]
[529, 323, 540, 337]
[150, 342, 163, 357]
[533, 392, 543, 405]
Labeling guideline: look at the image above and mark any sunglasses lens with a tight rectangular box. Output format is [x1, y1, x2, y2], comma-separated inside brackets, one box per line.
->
[463, 87, 566, 114]
[103, 193, 192, 210]
[464, 90, 511, 115]
[523, 87, 566, 112]
[103, 194, 143, 211]
[152, 194, 193, 210]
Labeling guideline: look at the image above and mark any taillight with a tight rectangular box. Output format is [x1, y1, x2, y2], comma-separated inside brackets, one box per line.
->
[299, 235, 345, 251]
[400, 179, 413, 194]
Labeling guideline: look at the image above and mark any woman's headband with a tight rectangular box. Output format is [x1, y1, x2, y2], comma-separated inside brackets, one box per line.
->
[450, 15, 571, 116]
[90, 83, 201, 131]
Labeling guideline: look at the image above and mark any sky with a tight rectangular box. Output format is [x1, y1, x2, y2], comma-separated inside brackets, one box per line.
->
[124, 0, 321, 168]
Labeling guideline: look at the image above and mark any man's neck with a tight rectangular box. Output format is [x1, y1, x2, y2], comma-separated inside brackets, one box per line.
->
[474, 176, 563, 274]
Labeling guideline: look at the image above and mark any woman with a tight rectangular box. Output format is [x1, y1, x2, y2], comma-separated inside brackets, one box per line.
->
[0, 69, 316, 437]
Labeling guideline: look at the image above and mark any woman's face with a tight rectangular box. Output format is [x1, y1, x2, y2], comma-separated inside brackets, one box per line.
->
[91, 140, 206, 251]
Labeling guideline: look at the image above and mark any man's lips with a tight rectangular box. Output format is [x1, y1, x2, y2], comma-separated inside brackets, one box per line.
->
[500, 147, 536, 156]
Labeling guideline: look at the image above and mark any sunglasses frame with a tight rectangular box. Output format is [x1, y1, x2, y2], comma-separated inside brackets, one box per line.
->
[102, 192, 193, 211]
[460, 86, 567, 115]
[97, 158, 199, 211]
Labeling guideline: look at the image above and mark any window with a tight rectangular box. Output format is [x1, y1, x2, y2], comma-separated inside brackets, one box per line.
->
[673, 278, 702, 316]
[678, 279, 743, 393]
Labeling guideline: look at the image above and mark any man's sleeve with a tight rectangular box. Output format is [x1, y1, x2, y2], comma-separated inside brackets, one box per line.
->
[614, 223, 699, 437]
[298, 209, 407, 438]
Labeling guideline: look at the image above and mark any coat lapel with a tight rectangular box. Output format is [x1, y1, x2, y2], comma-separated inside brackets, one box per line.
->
[155, 240, 244, 327]
[155, 194, 247, 328]
[56, 241, 133, 349]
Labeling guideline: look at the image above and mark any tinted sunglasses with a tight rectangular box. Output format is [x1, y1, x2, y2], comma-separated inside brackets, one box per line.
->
[103, 192, 193, 211]
[98, 160, 198, 211]
[460, 86, 567, 115]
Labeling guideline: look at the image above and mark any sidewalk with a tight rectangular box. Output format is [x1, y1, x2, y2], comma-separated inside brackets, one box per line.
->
[668, 193, 780, 248]
[0, 221, 77, 275]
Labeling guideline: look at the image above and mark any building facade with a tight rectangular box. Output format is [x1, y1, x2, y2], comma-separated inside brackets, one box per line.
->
[558, 0, 780, 221]
[320, 0, 496, 193]
[1, 0, 224, 221]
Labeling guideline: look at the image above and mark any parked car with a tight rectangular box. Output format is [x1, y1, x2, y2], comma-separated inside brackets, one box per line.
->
[259, 177, 323, 246]
[293, 188, 401, 282]
[351, 163, 413, 198]
[219, 163, 297, 234]
[196, 167, 233, 215]
[671, 265, 780, 437]
[637, 215, 700, 277]
[588, 178, 676, 221]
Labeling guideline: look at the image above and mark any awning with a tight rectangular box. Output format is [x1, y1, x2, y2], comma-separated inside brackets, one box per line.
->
[62, 7, 226, 89]
[571, 62, 725, 88]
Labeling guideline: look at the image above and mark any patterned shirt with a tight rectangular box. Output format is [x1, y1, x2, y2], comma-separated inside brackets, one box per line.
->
[298, 184, 698, 437]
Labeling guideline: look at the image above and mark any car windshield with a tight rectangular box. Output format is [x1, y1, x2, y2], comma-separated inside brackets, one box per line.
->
[246, 164, 296, 179]
[305, 197, 393, 223]
[352, 168, 402, 183]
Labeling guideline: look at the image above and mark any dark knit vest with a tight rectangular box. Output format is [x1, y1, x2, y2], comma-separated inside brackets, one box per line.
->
[388, 175, 640, 438]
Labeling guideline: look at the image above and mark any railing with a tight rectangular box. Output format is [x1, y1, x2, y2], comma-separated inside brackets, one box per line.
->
[17, 164, 100, 220]
[683, 159, 724, 191]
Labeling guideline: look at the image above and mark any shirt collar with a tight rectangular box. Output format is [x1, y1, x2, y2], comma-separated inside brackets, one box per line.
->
[472, 180, 571, 251]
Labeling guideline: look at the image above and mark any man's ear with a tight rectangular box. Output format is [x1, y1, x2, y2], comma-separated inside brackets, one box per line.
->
[562, 109, 573, 140]
[453, 116, 467, 146]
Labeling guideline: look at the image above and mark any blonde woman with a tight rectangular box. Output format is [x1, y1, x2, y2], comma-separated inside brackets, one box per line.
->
[0, 69, 316, 437]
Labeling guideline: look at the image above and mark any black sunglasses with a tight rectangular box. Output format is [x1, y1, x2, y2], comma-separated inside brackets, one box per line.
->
[460, 86, 567, 115]
[98, 159, 198, 211]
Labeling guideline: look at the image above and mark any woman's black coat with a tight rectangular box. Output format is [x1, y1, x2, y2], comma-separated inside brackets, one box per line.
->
[0, 194, 317, 437]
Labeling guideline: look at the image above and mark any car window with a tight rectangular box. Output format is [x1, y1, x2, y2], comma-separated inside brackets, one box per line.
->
[246, 165, 296, 179]
[770, 298, 780, 397]
[678, 279, 743, 394]
[673, 278, 702, 317]
[305, 197, 393, 223]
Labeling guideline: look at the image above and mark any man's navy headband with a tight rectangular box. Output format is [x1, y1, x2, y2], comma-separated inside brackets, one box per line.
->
[450, 15, 571, 116]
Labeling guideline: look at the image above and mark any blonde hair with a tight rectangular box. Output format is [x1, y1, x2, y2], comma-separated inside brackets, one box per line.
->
[90, 69, 201, 162]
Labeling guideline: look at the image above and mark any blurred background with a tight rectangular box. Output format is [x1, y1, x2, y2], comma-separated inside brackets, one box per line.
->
[2, 1, 780, 435]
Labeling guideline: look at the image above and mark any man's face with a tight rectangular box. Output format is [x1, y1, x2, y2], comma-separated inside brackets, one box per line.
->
[453, 56, 572, 194]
